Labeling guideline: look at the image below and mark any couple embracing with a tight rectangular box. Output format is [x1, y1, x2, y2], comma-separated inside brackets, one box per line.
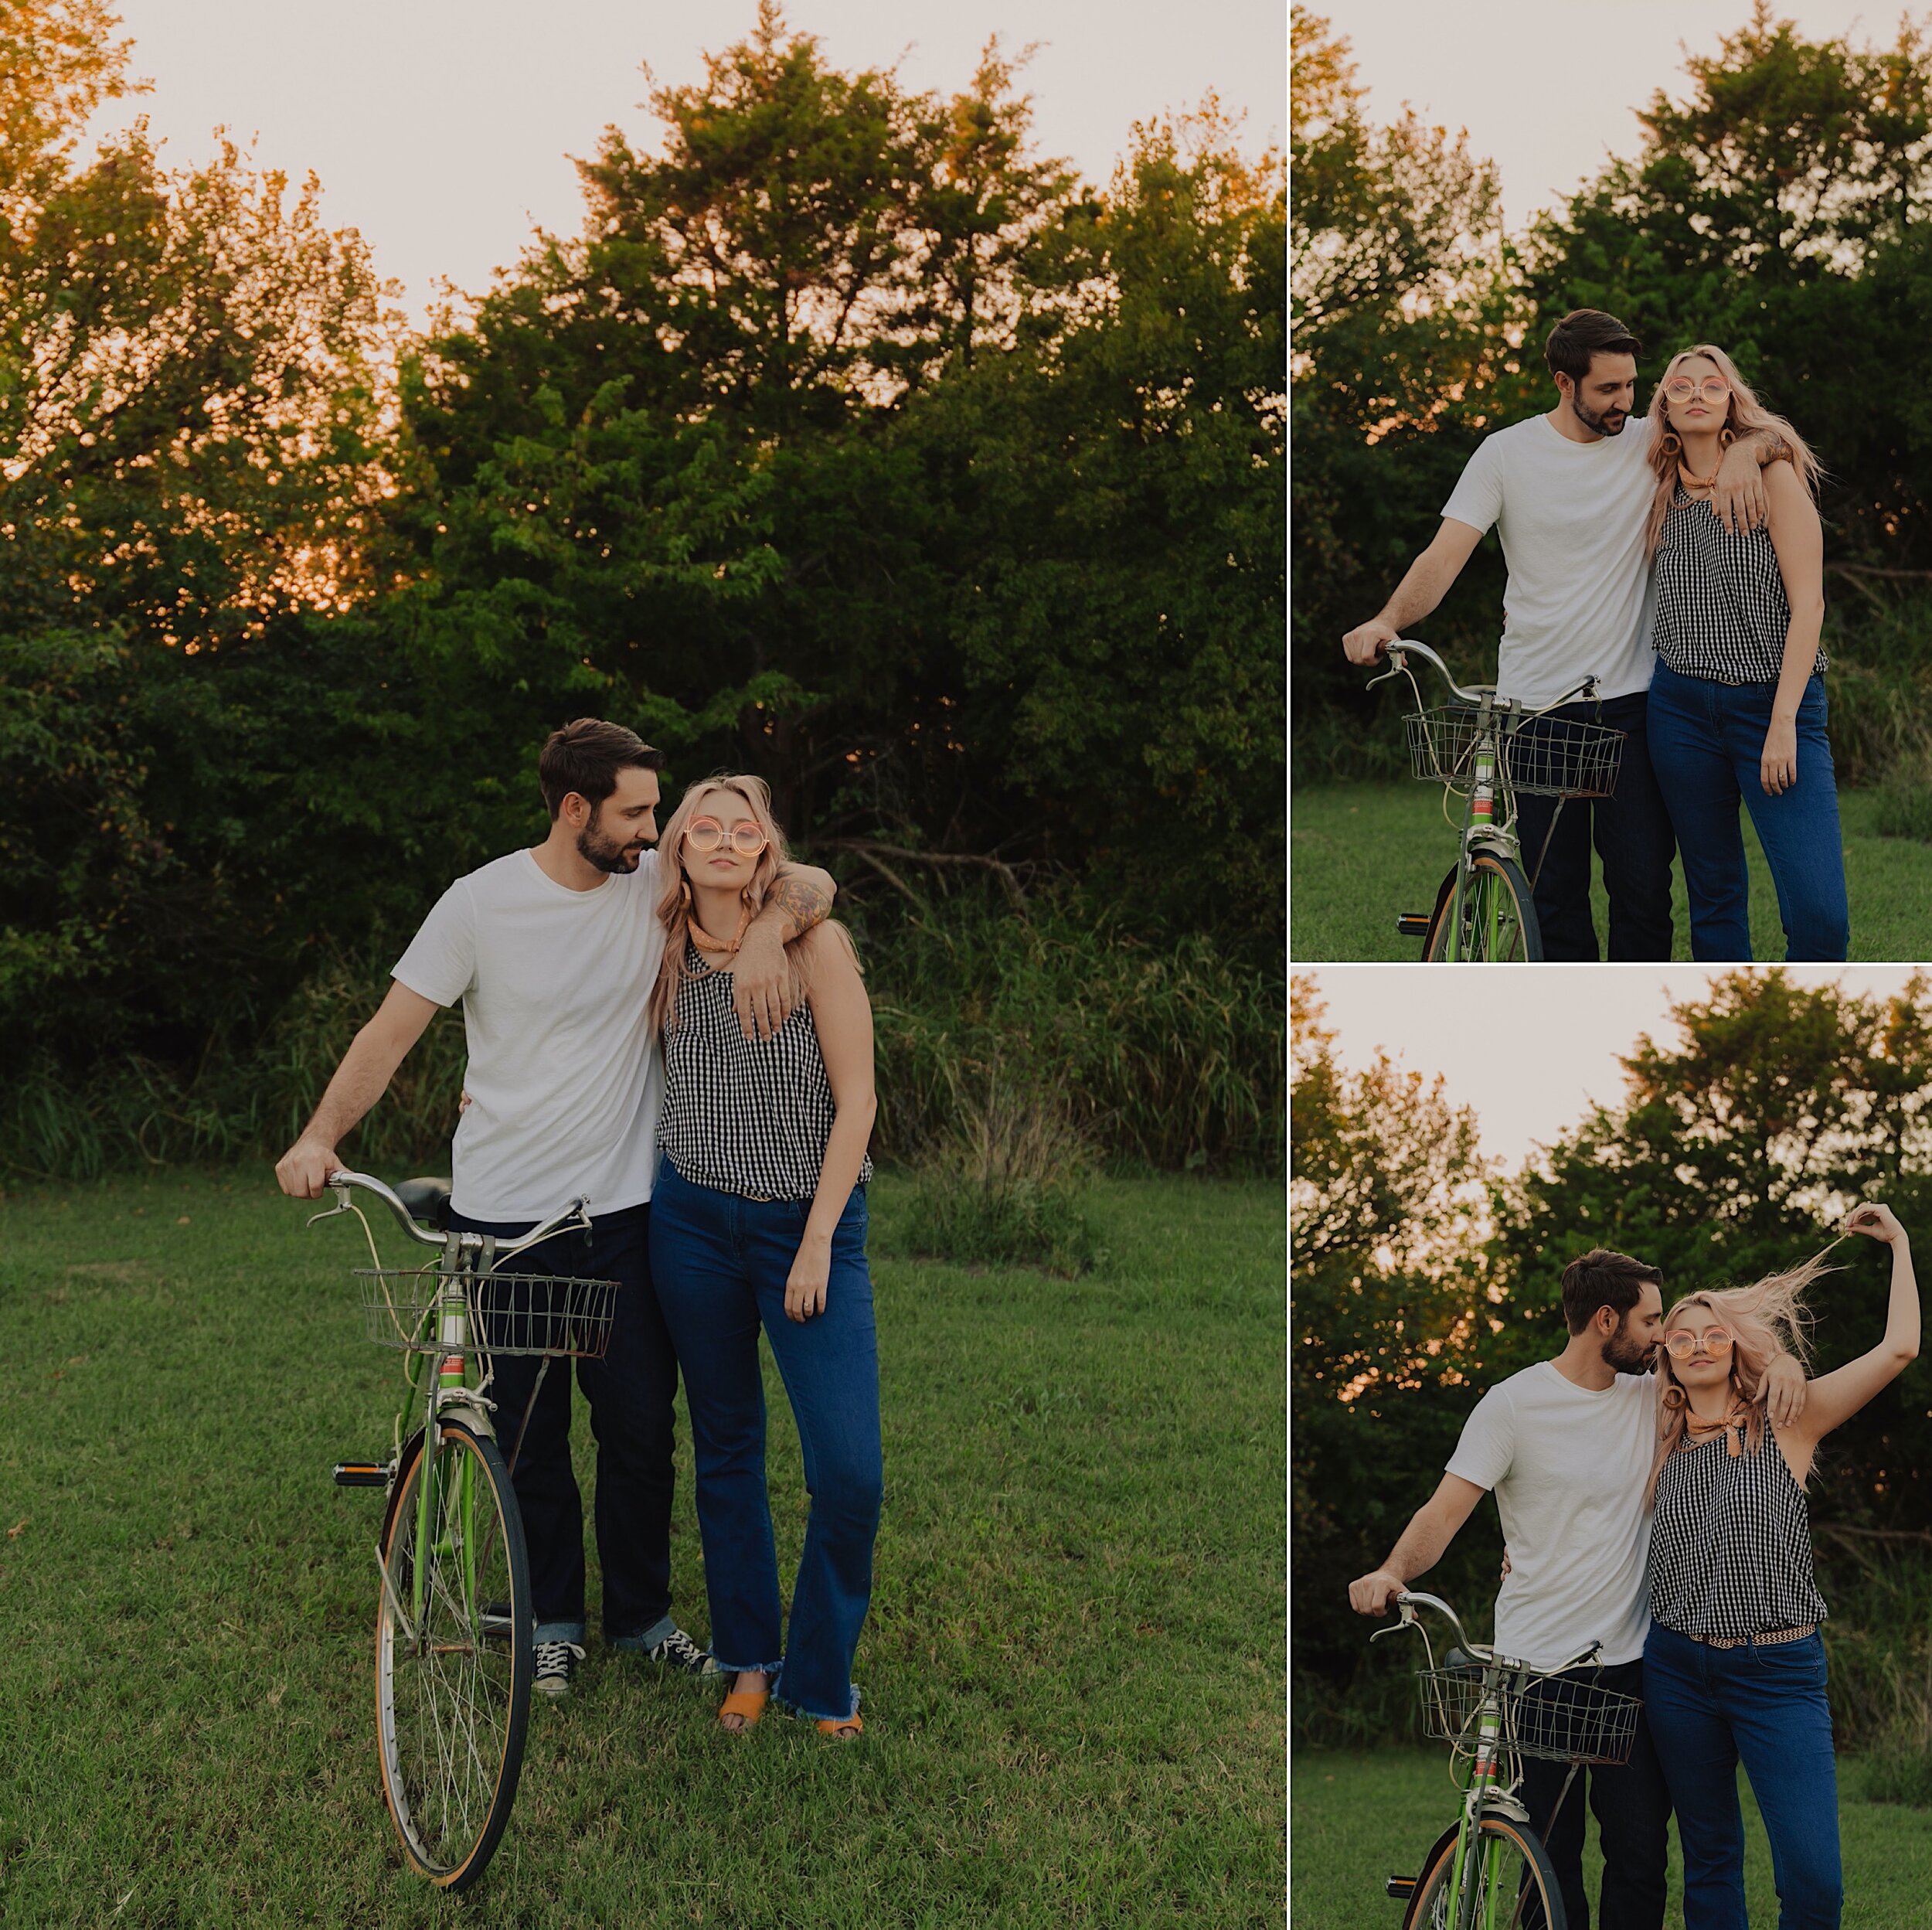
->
[277, 719, 878, 1736]
[1345, 307, 1845, 964]
[1351, 1215, 1920, 1929]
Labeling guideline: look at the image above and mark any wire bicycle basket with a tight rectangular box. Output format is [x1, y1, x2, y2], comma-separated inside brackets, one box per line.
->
[1417, 1665, 1641, 1767]
[1404, 706, 1626, 801]
[355, 1269, 621, 1359]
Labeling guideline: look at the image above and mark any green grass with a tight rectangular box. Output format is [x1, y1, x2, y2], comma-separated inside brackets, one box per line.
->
[1289, 785, 1932, 962]
[0, 1169, 1284, 1928]
[1291, 1750, 1932, 1928]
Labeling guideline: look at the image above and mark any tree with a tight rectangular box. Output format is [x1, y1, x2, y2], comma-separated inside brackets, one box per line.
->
[1288, 11, 1528, 777]
[1492, 971, 1932, 1528]
[1290, 982, 1503, 1713]
[0, 2, 407, 1064]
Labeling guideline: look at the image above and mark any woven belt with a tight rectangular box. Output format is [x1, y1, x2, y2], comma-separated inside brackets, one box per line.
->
[1686, 1622, 1817, 1651]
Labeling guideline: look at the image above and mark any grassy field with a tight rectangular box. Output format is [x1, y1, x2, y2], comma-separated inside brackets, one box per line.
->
[1291, 1750, 1932, 1929]
[0, 1169, 1284, 1928]
[1290, 785, 1932, 962]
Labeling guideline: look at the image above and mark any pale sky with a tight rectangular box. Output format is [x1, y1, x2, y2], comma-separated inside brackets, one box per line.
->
[1298, 967, 1929, 1171]
[95, 0, 1285, 325]
[1316, 1, 1898, 229]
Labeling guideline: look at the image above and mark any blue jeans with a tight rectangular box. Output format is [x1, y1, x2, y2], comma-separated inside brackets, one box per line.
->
[1645, 661, 1849, 962]
[1513, 690, 1677, 962]
[450, 1203, 682, 1649]
[1642, 1625, 1842, 1930]
[648, 1157, 883, 1721]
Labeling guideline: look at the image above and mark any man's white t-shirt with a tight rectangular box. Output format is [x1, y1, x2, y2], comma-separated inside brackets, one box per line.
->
[392, 849, 666, 1222]
[1440, 413, 1658, 709]
[1444, 1360, 1656, 1670]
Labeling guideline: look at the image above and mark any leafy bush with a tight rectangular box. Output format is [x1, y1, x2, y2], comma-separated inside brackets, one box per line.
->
[890, 1067, 1100, 1276]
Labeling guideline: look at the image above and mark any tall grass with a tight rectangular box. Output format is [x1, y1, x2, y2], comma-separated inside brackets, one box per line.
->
[862, 895, 1284, 1174]
[0, 895, 1283, 1183]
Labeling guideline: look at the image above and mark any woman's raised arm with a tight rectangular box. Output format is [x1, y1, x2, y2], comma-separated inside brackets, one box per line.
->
[1788, 1207, 1920, 1448]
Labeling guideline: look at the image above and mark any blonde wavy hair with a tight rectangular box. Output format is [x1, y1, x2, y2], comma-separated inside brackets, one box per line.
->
[1644, 1242, 1842, 1505]
[648, 774, 856, 1033]
[1643, 343, 1824, 555]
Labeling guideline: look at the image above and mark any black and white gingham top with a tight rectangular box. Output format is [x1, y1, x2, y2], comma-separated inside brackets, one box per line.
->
[1652, 485, 1825, 685]
[658, 947, 870, 1203]
[1649, 1421, 1827, 1639]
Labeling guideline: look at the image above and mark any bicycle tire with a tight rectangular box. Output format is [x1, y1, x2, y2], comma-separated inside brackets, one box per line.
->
[1424, 854, 1543, 962]
[1402, 1813, 1564, 1930]
[376, 1416, 532, 1891]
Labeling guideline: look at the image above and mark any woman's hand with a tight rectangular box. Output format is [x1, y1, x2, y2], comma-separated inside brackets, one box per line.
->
[1760, 715, 1798, 797]
[1847, 1203, 1906, 1245]
[784, 1231, 832, 1322]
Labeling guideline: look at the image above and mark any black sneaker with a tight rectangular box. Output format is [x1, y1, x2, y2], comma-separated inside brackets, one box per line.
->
[644, 1625, 720, 1678]
[533, 1639, 587, 1700]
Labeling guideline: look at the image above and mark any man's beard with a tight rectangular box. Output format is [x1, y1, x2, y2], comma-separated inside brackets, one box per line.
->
[1601, 1326, 1656, 1376]
[1573, 392, 1628, 435]
[577, 812, 645, 874]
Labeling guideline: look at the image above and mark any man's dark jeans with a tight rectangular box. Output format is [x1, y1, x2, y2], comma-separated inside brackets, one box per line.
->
[1518, 1657, 1672, 1930]
[450, 1201, 680, 1647]
[1515, 689, 1676, 962]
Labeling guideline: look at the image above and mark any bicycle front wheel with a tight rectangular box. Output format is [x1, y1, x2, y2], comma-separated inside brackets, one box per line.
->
[376, 1417, 532, 1890]
[1404, 1813, 1563, 1930]
[1425, 854, 1543, 962]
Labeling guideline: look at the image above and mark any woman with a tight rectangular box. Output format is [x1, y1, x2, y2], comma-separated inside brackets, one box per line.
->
[646, 774, 880, 1738]
[1643, 1204, 1919, 1928]
[1641, 345, 1847, 962]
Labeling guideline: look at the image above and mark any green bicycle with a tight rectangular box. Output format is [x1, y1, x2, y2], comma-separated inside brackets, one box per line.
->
[1367, 640, 1626, 961]
[1376, 1591, 1641, 1930]
[311, 1170, 618, 1891]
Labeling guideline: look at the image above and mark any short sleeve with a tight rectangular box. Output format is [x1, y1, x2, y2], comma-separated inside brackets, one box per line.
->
[1444, 1384, 1515, 1493]
[1440, 438, 1505, 536]
[391, 878, 477, 1008]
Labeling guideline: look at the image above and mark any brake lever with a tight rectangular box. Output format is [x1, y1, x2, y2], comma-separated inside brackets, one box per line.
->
[1369, 1600, 1418, 1642]
[304, 1182, 353, 1231]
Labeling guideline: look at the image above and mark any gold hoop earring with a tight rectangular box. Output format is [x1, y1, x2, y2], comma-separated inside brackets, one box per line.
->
[1662, 431, 1681, 457]
[678, 877, 692, 912]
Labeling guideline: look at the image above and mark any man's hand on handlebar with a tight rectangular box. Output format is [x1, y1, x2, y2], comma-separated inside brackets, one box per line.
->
[276, 1135, 342, 1200]
[1349, 1567, 1407, 1616]
[1342, 618, 1399, 665]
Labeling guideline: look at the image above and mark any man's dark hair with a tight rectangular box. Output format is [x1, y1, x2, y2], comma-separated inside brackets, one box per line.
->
[1560, 1248, 1664, 1335]
[537, 718, 664, 819]
[1545, 308, 1642, 383]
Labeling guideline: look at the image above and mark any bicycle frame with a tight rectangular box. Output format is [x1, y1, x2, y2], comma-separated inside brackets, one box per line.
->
[1379, 1591, 1600, 1930]
[314, 1173, 591, 1639]
[1369, 642, 1604, 962]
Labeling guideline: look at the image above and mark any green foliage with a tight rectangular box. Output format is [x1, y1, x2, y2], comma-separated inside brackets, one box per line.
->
[861, 887, 1284, 1175]
[892, 1070, 1100, 1276]
[1290, 983, 1505, 1716]
[1290, 11, 1526, 778]
[2, 3, 1282, 1136]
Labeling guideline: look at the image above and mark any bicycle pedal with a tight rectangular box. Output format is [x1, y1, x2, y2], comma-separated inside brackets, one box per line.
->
[1396, 914, 1431, 938]
[1386, 1875, 1417, 1901]
[332, 1461, 392, 1489]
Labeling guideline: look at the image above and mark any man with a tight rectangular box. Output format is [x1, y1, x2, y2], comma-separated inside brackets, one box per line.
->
[1349, 1250, 1807, 1930]
[276, 718, 837, 1698]
[1342, 308, 1788, 961]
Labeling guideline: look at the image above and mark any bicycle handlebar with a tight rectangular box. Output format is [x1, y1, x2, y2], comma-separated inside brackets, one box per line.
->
[1369, 639, 1604, 719]
[1377, 1590, 1605, 1679]
[318, 1169, 594, 1269]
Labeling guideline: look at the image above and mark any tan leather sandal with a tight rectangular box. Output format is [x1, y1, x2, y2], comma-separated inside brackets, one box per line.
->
[815, 1714, 863, 1739]
[719, 1684, 769, 1731]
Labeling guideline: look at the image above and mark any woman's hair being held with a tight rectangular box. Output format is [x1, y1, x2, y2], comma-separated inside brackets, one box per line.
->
[1645, 1244, 1840, 1502]
[1643, 344, 1825, 554]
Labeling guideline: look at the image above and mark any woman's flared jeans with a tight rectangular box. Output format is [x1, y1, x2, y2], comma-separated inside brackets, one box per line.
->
[648, 1157, 883, 1721]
